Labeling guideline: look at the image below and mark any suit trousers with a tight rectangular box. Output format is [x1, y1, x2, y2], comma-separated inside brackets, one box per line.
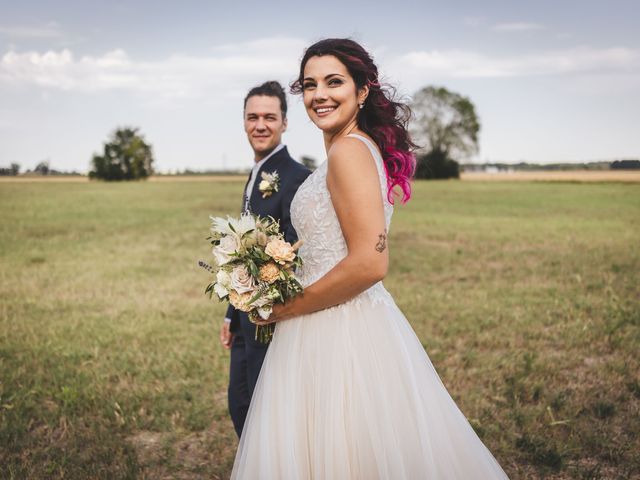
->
[228, 313, 269, 437]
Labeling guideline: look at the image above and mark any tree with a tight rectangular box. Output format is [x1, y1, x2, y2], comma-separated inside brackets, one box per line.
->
[415, 150, 460, 179]
[300, 155, 317, 171]
[0, 163, 20, 176]
[34, 160, 50, 175]
[89, 127, 154, 181]
[410, 86, 480, 179]
[611, 159, 640, 170]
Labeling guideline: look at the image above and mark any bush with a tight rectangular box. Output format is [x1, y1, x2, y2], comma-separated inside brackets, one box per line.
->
[89, 127, 154, 181]
[415, 150, 460, 179]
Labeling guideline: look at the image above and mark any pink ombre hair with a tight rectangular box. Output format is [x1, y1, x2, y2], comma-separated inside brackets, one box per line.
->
[291, 38, 416, 203]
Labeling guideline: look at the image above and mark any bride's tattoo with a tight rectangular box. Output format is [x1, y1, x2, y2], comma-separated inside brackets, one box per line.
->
[375, 230, 387, 252]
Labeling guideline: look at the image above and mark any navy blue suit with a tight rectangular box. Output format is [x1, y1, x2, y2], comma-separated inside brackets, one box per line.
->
[227, 146, 311, 437]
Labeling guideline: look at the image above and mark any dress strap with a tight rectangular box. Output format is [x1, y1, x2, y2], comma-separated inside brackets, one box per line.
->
[346, 133, 386, 179]
[346, 133, 381, 159]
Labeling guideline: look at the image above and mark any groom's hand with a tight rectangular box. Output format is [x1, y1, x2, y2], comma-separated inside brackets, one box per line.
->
[220, 321, 233, 350]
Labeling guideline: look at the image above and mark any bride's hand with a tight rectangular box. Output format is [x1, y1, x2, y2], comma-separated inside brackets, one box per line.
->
[252, 303, 286, 326]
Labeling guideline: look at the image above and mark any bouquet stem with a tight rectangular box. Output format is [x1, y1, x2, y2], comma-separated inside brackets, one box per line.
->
[256, 324, 274, 343]
[249, 310, 275, 344]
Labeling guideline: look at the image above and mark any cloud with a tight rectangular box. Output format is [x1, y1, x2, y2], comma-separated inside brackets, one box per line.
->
[493, 22, 545, 32]
[0, 22, 63, 39]
[3, 38, 639, 105]
[0, 37, 307, 101]
[392, 46, 640, 81]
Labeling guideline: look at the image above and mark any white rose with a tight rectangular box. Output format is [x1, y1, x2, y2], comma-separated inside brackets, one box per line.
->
[258, 179, 271, 191]
[257, 304, 273, 320]
[250, 293, 270, 308]
[213, 282, 229, 299]
[216, 269, 232, 289]
[213, 234, 240, 265]
[230, 264, 256, 294]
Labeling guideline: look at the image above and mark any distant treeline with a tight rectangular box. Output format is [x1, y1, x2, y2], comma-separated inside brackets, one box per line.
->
[154, 169, 250, 176]
[462, 160, 640, 172]
[0, 161, 82, 176]
[4, 159, 639, 177]
[610, 160, 640, 170]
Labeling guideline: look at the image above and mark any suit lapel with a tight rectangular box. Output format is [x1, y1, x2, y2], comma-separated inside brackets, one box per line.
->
[248, 146, 289, 210]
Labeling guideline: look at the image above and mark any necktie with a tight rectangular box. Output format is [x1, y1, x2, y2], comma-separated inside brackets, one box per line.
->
[242, 170, 253, 214]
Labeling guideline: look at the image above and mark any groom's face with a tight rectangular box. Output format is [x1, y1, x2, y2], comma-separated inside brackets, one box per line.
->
[244, 95, 287, 160]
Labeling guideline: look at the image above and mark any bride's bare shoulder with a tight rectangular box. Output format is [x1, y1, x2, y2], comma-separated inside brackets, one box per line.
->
[327, 135, 377, 171]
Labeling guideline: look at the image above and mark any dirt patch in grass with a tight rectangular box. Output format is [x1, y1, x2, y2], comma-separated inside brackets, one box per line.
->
[127, 421, 237, 480]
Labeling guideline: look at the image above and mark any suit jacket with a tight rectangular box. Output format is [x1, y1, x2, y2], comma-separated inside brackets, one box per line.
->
[226, 146, 311, 332]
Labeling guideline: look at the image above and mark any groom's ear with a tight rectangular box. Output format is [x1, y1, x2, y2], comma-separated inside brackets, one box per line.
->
[282, 117, 288, 132]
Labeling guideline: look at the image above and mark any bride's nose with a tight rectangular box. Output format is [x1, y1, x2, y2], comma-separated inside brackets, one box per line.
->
[313, 84, 328, 102]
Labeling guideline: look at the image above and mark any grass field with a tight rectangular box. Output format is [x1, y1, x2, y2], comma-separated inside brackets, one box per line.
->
[1, 178, 639, 479]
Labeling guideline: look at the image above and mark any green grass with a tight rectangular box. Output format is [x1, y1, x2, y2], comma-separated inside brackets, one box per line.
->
[1, 179, 639, 479]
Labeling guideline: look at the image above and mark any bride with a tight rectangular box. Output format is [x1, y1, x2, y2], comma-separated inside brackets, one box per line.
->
[231, 38, 509, 479]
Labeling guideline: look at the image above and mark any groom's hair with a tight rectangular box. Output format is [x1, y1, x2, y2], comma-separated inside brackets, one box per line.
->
[243, 81, 288, 119]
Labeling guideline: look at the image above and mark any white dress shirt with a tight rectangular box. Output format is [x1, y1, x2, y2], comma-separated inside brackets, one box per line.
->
[244, 144, 285, 212]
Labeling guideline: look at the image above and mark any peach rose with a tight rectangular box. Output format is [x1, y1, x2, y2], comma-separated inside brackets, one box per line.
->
[259, 262, 281, 284]
[228, 290, 253, 312]
[265, 238, 295, 265]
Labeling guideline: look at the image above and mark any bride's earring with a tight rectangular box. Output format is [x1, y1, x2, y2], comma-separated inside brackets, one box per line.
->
[358, 101, 365, 109]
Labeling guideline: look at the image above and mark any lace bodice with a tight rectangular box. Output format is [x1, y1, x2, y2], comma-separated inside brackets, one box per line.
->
[290, 134, 394, 307]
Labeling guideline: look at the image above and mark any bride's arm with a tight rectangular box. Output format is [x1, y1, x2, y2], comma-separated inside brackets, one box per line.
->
[265, 136, 389, 322]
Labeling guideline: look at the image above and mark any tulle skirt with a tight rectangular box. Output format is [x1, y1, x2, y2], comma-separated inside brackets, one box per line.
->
[231, 295, 509, 479]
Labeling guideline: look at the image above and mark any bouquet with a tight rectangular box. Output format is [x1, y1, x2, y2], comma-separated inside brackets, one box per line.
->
[200, 214, 303, 343]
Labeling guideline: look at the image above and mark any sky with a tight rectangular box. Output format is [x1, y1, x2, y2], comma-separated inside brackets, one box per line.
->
[0, 0, 638, 173]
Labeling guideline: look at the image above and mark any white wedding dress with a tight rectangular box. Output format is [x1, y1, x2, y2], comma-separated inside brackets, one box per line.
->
[231, 134, 509, 479]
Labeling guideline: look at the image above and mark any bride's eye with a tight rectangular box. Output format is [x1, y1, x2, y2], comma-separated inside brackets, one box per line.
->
[303, 82, 315, 90]
[329, 79, 343, 86]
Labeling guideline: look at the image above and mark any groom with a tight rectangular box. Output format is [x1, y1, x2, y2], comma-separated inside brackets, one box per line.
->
[220, 81, 311, 437]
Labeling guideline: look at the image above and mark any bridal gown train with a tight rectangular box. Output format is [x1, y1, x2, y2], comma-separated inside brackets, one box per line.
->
[231, 134, 509, 479]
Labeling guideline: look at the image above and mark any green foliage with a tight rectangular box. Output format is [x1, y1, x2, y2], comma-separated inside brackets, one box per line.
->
[89, 127, 154, 181]
[300, 155, 317, 171]
[34, 161, 50, 175]
[415, 149, 460, 179]
[611, 159, 640, 170]
[411, 86, 480, 179]
[0, 163, 20, 176]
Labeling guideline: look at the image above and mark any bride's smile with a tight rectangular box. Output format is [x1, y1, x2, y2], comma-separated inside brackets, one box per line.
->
[301, 55, 368, 143]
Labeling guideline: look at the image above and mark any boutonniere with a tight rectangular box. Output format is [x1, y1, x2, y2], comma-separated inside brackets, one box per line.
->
[258, 170, 279, 198]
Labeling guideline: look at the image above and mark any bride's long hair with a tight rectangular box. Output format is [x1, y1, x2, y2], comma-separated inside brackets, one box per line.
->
[291, 38, 416, 203]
